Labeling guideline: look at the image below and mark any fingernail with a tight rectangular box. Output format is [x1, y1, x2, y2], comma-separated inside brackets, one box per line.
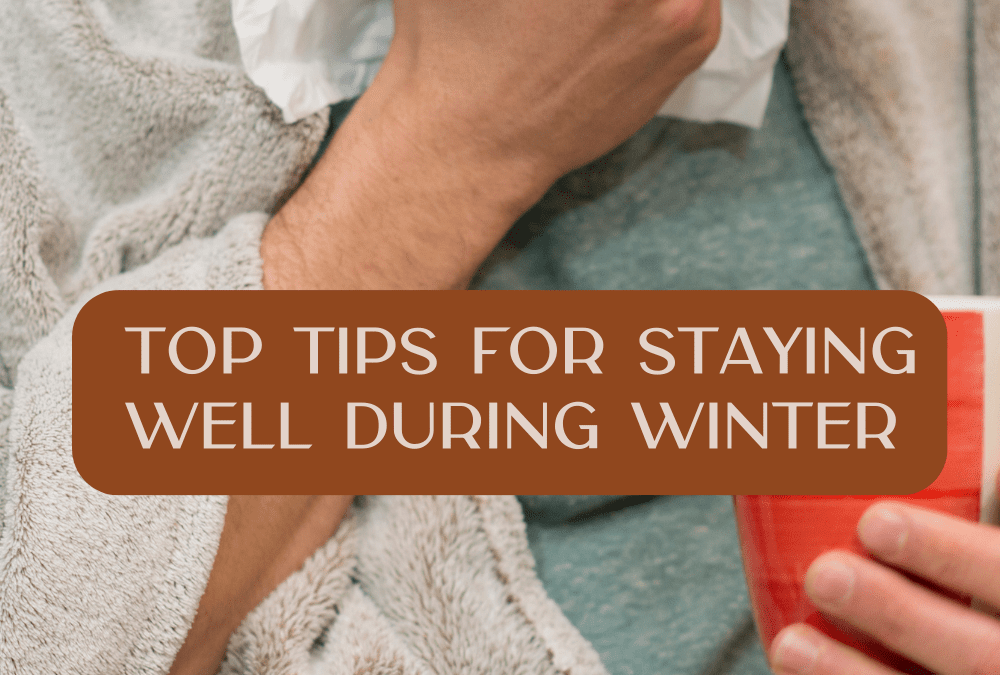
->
[806, 556, 855, 608]
[772, 628, 819, 674]
[858, 507, 908, 558]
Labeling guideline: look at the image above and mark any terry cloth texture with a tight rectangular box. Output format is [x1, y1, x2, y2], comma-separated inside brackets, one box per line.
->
[221, 495, 606, 675]
[0, 215, 261, 673]
[0, 1, 996, 675]
[977, 0, 1000, 293]
[785, 0, 978, 293]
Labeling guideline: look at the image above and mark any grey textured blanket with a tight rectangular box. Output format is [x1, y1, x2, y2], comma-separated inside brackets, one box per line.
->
[0, 0, 997, 672]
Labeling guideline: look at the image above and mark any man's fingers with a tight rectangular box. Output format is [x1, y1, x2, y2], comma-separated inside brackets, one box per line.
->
[857, 502, 1000, 608]
[804, 551, 1000, 675]
[770, 624, 904, 675]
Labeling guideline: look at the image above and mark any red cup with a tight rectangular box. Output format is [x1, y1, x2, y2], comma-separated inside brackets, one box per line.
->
[735, 298, 1000, 674]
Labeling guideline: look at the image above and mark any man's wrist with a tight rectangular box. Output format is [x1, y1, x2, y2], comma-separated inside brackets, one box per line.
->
[262, 69, 555, 291]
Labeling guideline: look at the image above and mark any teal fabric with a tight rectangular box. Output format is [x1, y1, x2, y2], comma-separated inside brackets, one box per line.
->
[518, 495, 625, 523]
[493, 56, 875, 675]
[473, 58, 876, 292]
[521, 496, 771, 675]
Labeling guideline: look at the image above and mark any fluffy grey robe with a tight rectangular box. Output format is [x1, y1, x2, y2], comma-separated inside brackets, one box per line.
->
[0, 0, 995, 673]
[976, 0, 1000, 294]
[786, 0, 977, 293]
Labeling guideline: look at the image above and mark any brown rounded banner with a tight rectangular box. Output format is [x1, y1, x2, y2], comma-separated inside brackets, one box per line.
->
[72, 290, 946, 495]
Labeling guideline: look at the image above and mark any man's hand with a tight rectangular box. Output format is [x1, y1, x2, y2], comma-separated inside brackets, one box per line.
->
[262, 0, 721, 291]
[769, 502, 1000, 675]
[385, 0, 723, 185]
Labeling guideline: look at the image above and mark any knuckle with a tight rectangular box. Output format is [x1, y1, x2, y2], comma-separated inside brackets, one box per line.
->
[659, 0, 720, 45]
[653, 0, 721, 69]
[658, 0, 703, 32]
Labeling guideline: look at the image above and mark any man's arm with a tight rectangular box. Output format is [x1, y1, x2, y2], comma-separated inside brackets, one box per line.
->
[262, 0, 722, 291]
[168, 496, 354, 675]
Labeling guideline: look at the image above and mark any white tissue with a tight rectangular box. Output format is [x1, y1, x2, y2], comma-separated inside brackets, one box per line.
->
[232, 0, 789, 128]
[232, 0, 393, 124]
[658, 0, 789, 127]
